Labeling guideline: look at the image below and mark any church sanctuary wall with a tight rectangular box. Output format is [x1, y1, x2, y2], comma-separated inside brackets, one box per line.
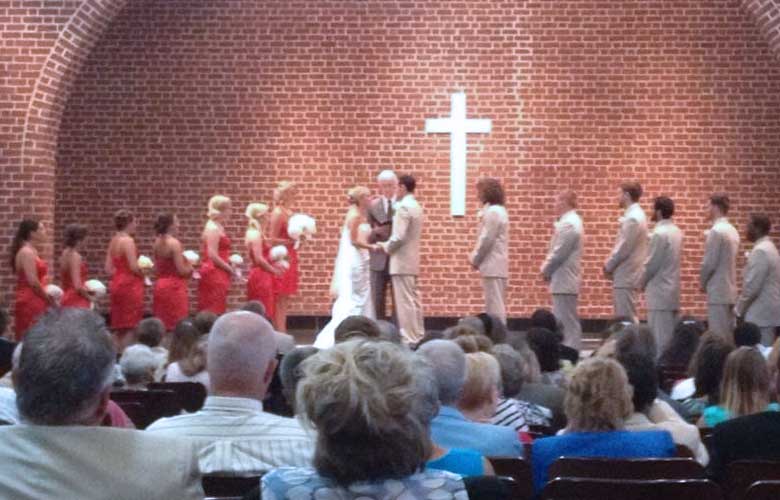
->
[32, 0, 780, 321]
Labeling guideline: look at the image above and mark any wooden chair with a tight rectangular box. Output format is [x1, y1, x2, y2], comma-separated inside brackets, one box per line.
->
[528, 424, 555, 436]
[723, 461, 780, 500]
[548, 456, 705, 481]
[148, 382, 207, 413]
[676, 444, 695, 458]
[743, 481, 780, 500]
[463, 475, 522, 500]
[540, 478, 723, 500]
[109, 389, 180, 429]
[110, 401, 144, 428]
[201, 475, 261, 498]
[488, 457, 534, 500]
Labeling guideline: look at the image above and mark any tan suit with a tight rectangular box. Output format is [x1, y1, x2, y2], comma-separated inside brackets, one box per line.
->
[700, 217, 740, 338]
[0, 426, 204, 500]
[470, 204, 509, 324]
[640, 219, 683, 353]
[384, 194, 424, 343]
[605, 202, 649, 322]
[541, 209, 583, 348]
[735, 236, 780, 345]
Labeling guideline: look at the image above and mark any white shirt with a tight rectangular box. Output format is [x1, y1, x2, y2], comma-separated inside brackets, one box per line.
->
[146, 396, 315, 476]
[165, 362, 210, 389]
[0, 387, 18, 424]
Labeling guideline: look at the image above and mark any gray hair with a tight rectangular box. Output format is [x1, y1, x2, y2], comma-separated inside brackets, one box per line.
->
[279, 346, 319, 411]
[377, 170, 398, 182]
[120, 344, 160, 385]
[456, 316, 487, 337]
[376, 319, 402, 344]
[491, 344, 525, 397]
[16, 309, 115, 425]
[416, 339, 466, 406]
[614, 324, 657, 361]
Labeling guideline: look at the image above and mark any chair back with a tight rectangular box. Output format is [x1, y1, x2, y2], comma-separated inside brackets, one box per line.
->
[488, 457, 533, 500]
[148, 382, 207, 413]
[724, 461, 780, 500]
[463, 475, 522, 500]
[549, 456, 705, 481]
[744, 480, 780, 500]
[202, 475, 261, 498]
[109, 389, 179, 429]
[541, 478, 723, 500]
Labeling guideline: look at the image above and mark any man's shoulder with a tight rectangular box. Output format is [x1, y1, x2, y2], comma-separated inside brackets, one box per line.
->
[0, 424, 196, 451]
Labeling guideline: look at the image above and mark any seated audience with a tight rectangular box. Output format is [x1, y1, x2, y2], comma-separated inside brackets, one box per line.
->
[527, 327, 567, 388]
[165, 319, 209, 388]
[700, 346, 779, 427]
[119, 344, 159, 390]
[531, 357, 675, 492]
[262, 340, 468, 497]
[530, 308, 579, 365]
[619, 353, 709, 465]
[476, 312, 508, 344]
[491, 344, 552, 429]
[658, 318, 703, 369]
[333, 315, 381, 343]
[375, 319, 402, 344]
[136, 317, 168, 380]
[734, 321, 771, 358]
[418, 339, 522, 457]
[458, 352, 502, 423]
[193, 310, 218, 335]
[509, 335, 567, 428]
[278, 346, 319, 413]
[0, 308, 203, 500]
[454, 332, 494, 353]
[671, 333, 733, 414]
[241, 300, 295, 354]
[457, 316, 487, 337]
[148, 311, 314, 475]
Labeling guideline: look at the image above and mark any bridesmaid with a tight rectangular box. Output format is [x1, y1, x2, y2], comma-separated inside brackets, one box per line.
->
[198, 195, 235, 314]
[105, 210, 144, 350]
[269, 181, 299, 332]
[11, 219, 52, 339]
[245, 202, 281, 320]
[152, 213, 192, 333]
[59, 223, 91, 309]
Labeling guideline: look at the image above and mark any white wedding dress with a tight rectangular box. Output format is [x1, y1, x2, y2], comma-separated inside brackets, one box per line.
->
[313, 222, 374, 348]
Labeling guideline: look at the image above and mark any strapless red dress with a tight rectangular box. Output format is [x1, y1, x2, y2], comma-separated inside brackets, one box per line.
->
[153, 255, 189, 331]
[14, 257, 49, 340]
[273, 216, 299, 296]
[61, 261, 90, 309]
[198, 234, 232, 314]
[247, 243, 276, 320]
[109, 255, 144, 330]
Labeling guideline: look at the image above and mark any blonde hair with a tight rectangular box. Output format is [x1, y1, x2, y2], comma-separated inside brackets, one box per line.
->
[721, 347, 770, 418]
[458, 352, 501, 413]
[207, 195, 231, 219]
[273, 181, 296, 205]
[564, 357, 633, 432]
[244, 203, 269, 230]
[347, 186, 370, 205]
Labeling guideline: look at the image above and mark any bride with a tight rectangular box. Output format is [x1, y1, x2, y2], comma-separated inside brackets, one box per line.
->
[313, 186, 377, 348]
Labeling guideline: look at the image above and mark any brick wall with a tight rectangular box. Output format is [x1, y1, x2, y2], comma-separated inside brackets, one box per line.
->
[5, 0, 780, 325]
[743, 0, 780, 56]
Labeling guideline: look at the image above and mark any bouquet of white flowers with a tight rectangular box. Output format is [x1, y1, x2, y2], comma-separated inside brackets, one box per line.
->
[287, 214, 317, 249]
[270, 245, 290, 270]
[45, 284, 63, 306]
[137, 255, 154, 286]
[85, 279, 107, 298]
[229, 253, 245, 280]
[183, 250, 201, 280]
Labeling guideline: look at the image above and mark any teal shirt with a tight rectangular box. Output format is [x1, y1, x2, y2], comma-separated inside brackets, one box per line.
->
[703, 402, 780, 427]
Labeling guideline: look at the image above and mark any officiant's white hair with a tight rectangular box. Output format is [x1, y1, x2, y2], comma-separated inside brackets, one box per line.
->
[377, 170, 397, 182]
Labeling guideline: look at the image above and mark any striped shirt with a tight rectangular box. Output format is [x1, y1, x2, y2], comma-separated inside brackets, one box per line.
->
[491, 397, 553, 431]
[146, 396, 314, 476]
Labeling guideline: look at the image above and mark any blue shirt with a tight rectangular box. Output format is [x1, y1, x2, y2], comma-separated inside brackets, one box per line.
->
[430, 406, 522, 458]
[531, 430, 676, 492]
[702, 402, 780, 427]
[427, 448, 485, 477]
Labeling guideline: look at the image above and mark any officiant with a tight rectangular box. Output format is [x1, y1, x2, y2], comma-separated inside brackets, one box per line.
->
[367, 170, 398, 322]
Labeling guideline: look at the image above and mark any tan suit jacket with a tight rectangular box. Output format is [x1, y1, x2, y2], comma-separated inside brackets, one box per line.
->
[541, 209, 583, 295]
[736, 236, 780, 327]
[641, 219, 683, 311]
[605, 202, 649, 289]
[700, 217, 740, 305]
[385, 194, 423, 276]
[0, 425, 204, 500]
[470, 204, 509, 279]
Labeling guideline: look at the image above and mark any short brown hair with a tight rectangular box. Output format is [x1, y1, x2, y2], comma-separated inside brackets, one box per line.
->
[564, 357, 633, 432]
[114, 210, 134, 231]
[63, 223, 88, 248]
[620, 182, 643, 202]
[710, 193, 730, 214]
[477, 177, 505, 206]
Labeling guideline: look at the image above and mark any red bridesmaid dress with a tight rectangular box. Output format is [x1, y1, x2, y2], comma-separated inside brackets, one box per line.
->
[153, 255, 189, 331]
[247, 242, 276, 320]
[198, 234, 232, 314]
[273, 213, 299, 296]
[61, 261, 90, 309]
[14, 257, 49, 340]
[109, 255, 144, 330]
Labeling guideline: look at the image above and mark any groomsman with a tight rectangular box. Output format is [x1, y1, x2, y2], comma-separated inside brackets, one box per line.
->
[640, 196, 683, 354]
[604, 182, 648, 322]
[469, 178, 509, 325]
[735, 214, 780, 346]
[380, 175, 424, 344]
[367, 170, 397, 321]
[699, 193, 740, 338]
[541, 190, 583, 349]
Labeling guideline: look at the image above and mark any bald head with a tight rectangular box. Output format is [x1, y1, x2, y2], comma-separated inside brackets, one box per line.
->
[208, 311, 278, 399]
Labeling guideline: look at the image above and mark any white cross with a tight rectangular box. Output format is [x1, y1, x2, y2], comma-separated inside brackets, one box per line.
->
[425, 92, 492, 217]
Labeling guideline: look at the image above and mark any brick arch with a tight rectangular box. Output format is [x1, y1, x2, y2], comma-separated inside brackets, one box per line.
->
[742, 0, 780, 56]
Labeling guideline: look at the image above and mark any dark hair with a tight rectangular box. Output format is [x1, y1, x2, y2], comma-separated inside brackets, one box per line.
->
[619, 353, 658, 413]
[734, 322, 762, 347]
[477, 178, 505, 206]
[168, 319, 203, 365]
[690, 333, 733, 403]
[63, 223, 88, 248]
[749, 214, 771, 238]
[710, 193, 730, 215]
[620, 182, 643, 202]
[658, 318, 703, 368]
[114, 210, 134, 231]
[154, 213, 175, 235]
[654, 196, 675, 219]
[279, 346, 319, 412]
[193, 311, 218, 335]
[530, 309, 560, 334]
[527, 327, 561, 373]
[137, 317, 165, 347]
[398, 174, 416, 193]
[476, 313, 507, 344]
[614, 324, 657, 361]
[10, 219, 40, 271]
[334, 315, 381, 344]
[241, 300, 268, 320]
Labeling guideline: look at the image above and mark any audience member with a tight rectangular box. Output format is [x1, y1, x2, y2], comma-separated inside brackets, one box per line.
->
[333, 315, 381, 343]
[375, 319, 402, 344]
[148, 311, 314, 475]
[673, 333, 734, 417]
[530, 308, 579, 364]
[458, 352, 502, 423]
[491, 344, 553, 429]
[0, 308, 203, 500]
[119, 344, 158, 390]
[166, 319, 209, 387]
[658, 318, 703, 368]
[444, 323, 481, 340]
[193, 310, 218, 335]
[278, 346, 318, 413]
[241, 301, 295, 354]
[509, 335, 566, 428]
[457, 316, 487, 337]
[168, 319, 202, 365]
[527, 327, 567, 388]
[262, 340, 468, 497]
[476, 312, 508, 344]
[531, 357, 675, 492]
[734, 321, 771, 358]
[136, 317, 168, 380]
[454, 333, 493, 353]
[418, 339, 522, 457]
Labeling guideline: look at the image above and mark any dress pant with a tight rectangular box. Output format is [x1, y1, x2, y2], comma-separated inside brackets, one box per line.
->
[613, 287, 637, 323]
[482, 277, 507, 325]
[648, 309, 678, 356]
[553, 294, 581, 350]
[391, 274, 424, 344]
[707, 304, 734, 340]
[370, 267, 395, 322]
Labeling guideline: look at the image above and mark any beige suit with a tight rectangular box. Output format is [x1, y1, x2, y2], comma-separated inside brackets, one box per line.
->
[735, 236, 780, 345]
[605, 202, 648, 322]
[700, 217, 740, 338]
[641, 219, 683, 353]
[384, 194, 424, 343]
[470, 204, 509, 324]
[0, 426, 204, 500]
[541, 209, 583, 349]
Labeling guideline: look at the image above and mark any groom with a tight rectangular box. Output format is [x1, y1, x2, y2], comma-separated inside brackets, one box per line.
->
[379, 174, 424, 344]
